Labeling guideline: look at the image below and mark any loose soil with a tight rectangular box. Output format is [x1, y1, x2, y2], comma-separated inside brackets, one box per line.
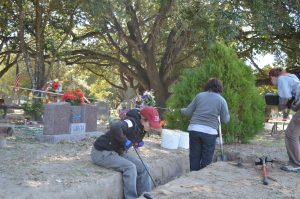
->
[142, 123, 300, 199]
[1, 123, 299, 199]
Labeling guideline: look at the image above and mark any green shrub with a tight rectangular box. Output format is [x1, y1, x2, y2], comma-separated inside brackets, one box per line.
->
[164, 42, 265, 143]
[22, 100, 44, 121]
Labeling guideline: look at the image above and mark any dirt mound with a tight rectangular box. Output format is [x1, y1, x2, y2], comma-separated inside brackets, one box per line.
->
[140, 124, 300, 199]
[141, 161, 300, 199]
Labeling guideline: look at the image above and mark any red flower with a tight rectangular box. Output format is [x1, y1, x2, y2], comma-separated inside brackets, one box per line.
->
[52, 82, 59, 90]
[62, 88, 85, 106]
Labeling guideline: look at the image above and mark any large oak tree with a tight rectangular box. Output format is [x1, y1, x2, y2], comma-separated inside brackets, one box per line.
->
[66, 0, 195, 107]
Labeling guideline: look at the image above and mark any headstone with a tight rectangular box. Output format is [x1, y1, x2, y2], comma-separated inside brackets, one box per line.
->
[3, 96, 13, 105]
[96, 101, 109, 120]
[70, 106, 82, 123]
[123, 87, 137, 109]
[70, 123, 86, 134]
[43, 102, 71, 135]
[39, 103, 103, 143]
[0, 124, 14, 148]
[124, 87, 136, 100]
[3, 96, 14, 113]
[81, 104, 98, 132]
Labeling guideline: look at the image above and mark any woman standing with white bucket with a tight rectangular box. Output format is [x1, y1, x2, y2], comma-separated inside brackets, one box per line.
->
[181, 78, 230, 171]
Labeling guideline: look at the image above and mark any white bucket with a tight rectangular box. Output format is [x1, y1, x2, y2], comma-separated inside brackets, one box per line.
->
[177, 131, 189, 149]
[161, 129, 180, 149]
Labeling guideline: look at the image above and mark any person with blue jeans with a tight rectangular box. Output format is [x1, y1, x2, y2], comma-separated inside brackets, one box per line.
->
[91, 107, 161, 199]
[181, 78, 230, 171]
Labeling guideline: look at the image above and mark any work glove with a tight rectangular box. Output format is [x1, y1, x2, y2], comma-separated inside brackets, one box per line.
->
[133, 141, 144, 148]
[124, 139, 132, 151]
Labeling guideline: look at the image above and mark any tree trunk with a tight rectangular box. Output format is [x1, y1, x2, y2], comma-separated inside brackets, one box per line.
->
[145, 49, 169, 109]
[17, 0, 36, 89]
[35, 0, 46, 91]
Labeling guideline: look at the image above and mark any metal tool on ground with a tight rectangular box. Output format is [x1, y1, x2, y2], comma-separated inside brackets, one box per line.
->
[134, 147, 156, 187]
[143, 193, 155, 199]
[255, 156, 273, 185]
[218, 116, 227, 161]
[280, 164, 300, 172]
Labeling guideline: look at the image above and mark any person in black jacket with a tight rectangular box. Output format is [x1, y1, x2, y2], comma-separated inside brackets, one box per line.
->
[91, 106, 161, 199]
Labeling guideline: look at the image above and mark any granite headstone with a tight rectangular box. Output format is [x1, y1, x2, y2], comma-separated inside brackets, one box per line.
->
[81, 104, 98, 132]
[96, 101, 110, 120]
[43, 102, 71, 135]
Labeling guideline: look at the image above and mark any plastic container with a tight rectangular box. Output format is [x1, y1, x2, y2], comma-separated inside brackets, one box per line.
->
[177, 130, 189, 149]
[161, 129, 180, 149]
[265, 93, 279, 105]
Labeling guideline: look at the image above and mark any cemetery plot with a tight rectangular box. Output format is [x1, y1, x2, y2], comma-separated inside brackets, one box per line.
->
[0, 124, 299, 199]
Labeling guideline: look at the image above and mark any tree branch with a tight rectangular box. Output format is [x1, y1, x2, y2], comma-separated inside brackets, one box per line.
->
[85, 67, 124, 90]
[146, 0, 173, 50]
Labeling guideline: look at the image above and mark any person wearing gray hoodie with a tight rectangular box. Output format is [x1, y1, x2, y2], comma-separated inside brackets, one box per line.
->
[181, 78, 230, 171]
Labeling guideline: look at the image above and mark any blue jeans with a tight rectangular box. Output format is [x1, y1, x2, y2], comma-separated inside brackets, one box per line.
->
[189, 131, 217, 171]
[91, 147, 151, 199]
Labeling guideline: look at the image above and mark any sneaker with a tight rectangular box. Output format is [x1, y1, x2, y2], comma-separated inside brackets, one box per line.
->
[280, 165, 300, 172]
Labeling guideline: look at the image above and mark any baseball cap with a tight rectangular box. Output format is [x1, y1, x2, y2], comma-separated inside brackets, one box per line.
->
[140, 106, 161, 129]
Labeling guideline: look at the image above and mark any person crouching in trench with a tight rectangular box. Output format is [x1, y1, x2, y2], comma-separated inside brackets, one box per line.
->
[91, 106, 161, 199]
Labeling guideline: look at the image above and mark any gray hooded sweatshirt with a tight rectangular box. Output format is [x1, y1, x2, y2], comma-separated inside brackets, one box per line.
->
[181, 91, 230, 130]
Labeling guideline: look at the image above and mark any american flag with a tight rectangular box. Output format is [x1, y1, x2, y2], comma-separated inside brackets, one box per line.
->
[14, 63, 21, 92]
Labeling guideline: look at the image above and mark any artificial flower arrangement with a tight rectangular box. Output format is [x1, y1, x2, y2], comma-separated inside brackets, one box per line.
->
[62, 88, 85, 106]
[139, 90, 165, 127]
[141, 90, 156, 107]
[44, 79, 63, 103]
[45, 79, 63, 93]
[116, 90, 156, 119]
[118, 108, 128, 119]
